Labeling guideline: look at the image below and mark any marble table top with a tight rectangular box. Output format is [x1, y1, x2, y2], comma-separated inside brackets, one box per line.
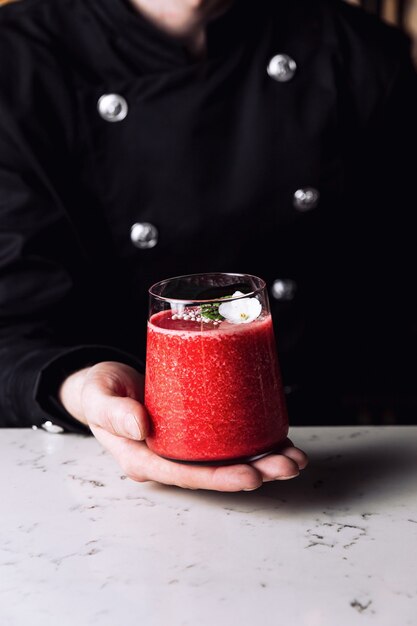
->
[1, 426, 417, 626]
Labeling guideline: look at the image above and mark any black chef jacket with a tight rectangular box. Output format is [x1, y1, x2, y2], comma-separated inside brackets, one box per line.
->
[0, 0, 416, 432]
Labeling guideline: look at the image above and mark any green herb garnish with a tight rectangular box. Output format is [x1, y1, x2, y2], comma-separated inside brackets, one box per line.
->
[200, 302, 225, 322]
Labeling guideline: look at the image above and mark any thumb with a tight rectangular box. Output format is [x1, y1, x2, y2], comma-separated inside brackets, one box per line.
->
[81, 364, 149, 440]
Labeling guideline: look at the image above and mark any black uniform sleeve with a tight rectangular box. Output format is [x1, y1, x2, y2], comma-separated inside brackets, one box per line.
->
[0, 91, 143, 432]
[34, 347, 144, 434]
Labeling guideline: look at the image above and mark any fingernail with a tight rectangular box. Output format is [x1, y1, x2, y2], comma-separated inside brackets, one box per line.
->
[125, 414, 142, 440]
[243, 486, 260, 491]
[275, 472, 300, 481]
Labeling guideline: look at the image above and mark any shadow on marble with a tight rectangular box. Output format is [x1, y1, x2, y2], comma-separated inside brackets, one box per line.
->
[152, 438, 416, 515]
[261, 443, 416, 510]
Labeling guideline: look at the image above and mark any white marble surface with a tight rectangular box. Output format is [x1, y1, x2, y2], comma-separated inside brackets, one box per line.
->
[1, 426, 417, 626]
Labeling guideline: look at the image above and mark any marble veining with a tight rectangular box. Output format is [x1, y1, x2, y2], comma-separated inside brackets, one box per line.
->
[1, 426, 417, 626]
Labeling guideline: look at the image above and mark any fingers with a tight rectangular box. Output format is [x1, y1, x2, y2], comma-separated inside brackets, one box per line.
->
[250, 454, 300, 481]
[81, 362, 149, 440]
[142, 446, 263, 492]
[86, 394, 149, 440]
[249, 438, 308, 481]
[92, 426, 264, 492]
[92, 425, 309, 492]
[278, 444, 309, 470]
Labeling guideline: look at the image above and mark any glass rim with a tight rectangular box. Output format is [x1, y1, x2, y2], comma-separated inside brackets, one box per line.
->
[148, 272, 266, 304]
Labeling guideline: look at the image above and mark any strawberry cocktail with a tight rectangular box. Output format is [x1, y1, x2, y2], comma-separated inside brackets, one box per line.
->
[145, 273, 288, 464]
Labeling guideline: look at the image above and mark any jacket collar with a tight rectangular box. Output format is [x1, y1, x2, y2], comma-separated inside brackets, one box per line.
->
[89, 0, 265, 70]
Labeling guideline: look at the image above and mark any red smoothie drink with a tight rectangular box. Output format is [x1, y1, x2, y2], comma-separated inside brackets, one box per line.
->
[145, 304, 288, 463]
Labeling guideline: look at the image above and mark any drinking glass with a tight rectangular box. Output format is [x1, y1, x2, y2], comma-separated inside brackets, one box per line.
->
[145, 272, 288, 464]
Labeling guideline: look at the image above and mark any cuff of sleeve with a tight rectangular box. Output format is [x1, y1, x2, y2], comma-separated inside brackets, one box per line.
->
[8, 345, 144, 433]
[34, 345, 144, 433]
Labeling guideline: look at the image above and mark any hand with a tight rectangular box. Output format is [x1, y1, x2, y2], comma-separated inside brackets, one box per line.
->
[59, 361, 308, 492]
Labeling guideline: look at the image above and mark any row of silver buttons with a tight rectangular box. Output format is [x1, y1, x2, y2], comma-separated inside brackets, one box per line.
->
[33, 54, 299, 434]
[97, 54, 297, 122]
[99, 50, 317, 253]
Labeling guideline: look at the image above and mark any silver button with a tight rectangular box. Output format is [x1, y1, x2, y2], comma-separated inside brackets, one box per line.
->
[293, 188, 320, 212]
[41, 421, 65, 434]
[267, 54, 297, 82]
[271, 279, 297, 301]
[130, 222, 159, 249]
[97, 94, 128, 122]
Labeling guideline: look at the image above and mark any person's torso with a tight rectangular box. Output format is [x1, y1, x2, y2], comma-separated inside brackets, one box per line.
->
[0, 0, 410, 416]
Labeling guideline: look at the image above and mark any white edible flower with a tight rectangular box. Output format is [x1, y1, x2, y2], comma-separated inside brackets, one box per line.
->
[218, 291, 262, 324]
